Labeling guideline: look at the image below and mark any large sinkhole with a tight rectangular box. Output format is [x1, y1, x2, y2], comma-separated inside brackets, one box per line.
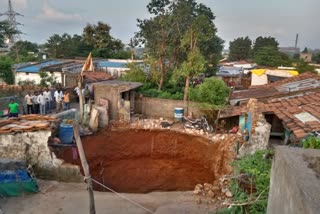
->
[56, 129, 232, 193]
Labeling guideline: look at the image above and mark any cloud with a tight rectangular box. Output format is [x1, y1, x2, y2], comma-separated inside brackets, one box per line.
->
[12, 0, 28, 10]
[34, 1, 83, 23]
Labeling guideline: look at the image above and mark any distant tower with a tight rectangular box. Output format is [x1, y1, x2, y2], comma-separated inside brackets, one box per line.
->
[295, 34, 299, 49]
[0, 0, 23, 47]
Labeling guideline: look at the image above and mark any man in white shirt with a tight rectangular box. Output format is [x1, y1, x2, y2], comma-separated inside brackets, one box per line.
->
[37, 91, 47, 115]
[32, 92, 40, 114]
[74, 86, 80, 103]
[24, 92, 33, 114]
[54, 89, 64, 113]
[44, 88, 52, 114]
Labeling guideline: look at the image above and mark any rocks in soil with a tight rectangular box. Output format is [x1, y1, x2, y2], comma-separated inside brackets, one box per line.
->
[225, 190, 233, 198]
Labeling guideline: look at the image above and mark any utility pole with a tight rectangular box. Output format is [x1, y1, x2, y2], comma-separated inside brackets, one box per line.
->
[0, 0, 23, 49]
[73, 122, 96, 214]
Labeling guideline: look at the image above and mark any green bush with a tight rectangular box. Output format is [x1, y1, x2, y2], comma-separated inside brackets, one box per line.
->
[219, 150, 273, 214]
[189, 78, 230, 106]
[302, 136, 320, 149]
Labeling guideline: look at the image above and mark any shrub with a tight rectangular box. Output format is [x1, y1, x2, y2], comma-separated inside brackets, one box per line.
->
[302, 136, 320, 149]
[218, 150, 273, 214]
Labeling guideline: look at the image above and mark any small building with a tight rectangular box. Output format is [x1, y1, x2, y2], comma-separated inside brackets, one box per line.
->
[14, 60, 67, 85]
[250, 69, 299, 86]
[93, 80, 143, 121]
[300, 52, 312, 62]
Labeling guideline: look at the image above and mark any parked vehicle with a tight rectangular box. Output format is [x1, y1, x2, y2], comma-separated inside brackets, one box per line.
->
[183, 116, 214, 133]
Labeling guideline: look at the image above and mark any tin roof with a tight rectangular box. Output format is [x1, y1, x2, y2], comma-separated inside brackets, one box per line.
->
[16, 61, 65, 73]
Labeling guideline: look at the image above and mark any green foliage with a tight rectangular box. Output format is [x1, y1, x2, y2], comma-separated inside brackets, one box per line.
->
[18, 79, 36, 86]
[295, 59, 316, 74]
[0, 20, 19, 47]
[253, 36, 279, 56]
[302, 136, 320, 149]
[302, 47, 309, 53]
[9, 40, 39, 61]
[83, 21, 123, 58]
[136, 0, 224, 90]
[228, 36, 252, 61]
[0, 56, 14, 84]
[121, 63, 147, 83]
[219, 150, 273, 214]
[312, 53, 320, 63]
[38, 71, 57, 87]
[254, 46, 290, 67]
[189, 78, 230, 106]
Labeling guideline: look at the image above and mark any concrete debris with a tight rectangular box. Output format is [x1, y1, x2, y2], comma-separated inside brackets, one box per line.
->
[225, 190, 233, 198]
[239, 113, 271, 157]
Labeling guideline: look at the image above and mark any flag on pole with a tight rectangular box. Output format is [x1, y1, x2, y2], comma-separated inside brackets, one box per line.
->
[81, 52, 94, 76]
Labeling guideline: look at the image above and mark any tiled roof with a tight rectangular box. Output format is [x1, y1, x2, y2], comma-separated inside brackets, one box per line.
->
[231, 72, 320, 101]
[0, 115, 57, 134]
[83, 72, 114, 83]
[264, 92, 320, 139]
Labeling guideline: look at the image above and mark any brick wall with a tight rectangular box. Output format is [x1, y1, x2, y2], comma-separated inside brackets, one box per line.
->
[135, 96, 203, 119]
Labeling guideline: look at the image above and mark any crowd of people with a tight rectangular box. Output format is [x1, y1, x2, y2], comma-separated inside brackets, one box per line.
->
[24, 88, 71, 115]
[6, 86, 92, 118]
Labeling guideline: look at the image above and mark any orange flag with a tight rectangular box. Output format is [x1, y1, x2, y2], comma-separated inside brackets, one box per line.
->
[81, 52, 94, 76]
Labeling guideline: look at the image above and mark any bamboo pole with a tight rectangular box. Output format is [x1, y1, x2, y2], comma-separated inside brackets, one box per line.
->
[73, 122, 96, 214]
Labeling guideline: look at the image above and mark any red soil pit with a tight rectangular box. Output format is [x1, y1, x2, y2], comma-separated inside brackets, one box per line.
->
[57, 129, 233, 193]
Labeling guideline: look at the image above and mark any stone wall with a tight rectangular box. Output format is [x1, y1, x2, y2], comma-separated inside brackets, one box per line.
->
[267, 146, 320, 214]
[135, 96, 203, 119]
[0, 130, 83, 182]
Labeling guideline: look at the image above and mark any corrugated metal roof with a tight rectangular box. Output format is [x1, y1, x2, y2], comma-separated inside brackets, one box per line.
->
[16, 61, 64, 73]
[98, 61, 128, 68]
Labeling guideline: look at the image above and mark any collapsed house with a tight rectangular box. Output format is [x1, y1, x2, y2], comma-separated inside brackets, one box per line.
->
[220, 72, 320, 143]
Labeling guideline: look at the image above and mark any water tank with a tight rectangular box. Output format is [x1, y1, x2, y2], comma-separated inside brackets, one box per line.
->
[174, 107, 184, 121]
[59, 123, 74, 144]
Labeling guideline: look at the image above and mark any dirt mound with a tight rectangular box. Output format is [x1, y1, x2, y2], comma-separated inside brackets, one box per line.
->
[56, 129, 235, 193]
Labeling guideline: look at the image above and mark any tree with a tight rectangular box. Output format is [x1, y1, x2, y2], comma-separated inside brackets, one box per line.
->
[136, 0, 223, 92]
[83, 22, 124, 58]
[121, 63, 147, 83]
[45, 34, 63, 58]
[189, 77, 230, 106]
[302, 47, 309, 53]
[39, 71, 57, 87]
[9, 40, 38, 61]
[295, 59, 316, 74]
[0, 56, 14, 84]
[254, 46, 291, 67]
[228, 36, 252, 61]
[136, 0, 173, 90]
[174, 48, 206, 102]
[128, 38, 139, 61]
[253, 36, 279, 56]
[312, 53, 320, 63]
[0, 20, 18, 48]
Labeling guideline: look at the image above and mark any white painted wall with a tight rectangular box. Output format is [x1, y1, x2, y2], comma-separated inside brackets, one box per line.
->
[15, 72, 62, 85]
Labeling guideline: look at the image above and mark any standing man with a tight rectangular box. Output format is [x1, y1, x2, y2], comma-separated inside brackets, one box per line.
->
[32, 92, 40, 114]
[74, 86, 80, 103]
[8, 99, 19, 118]
[37, 91, 47, 115]
[54, 89, 64, 113]
[44, 88, 52, 114]
[24, 92, 33, 114]
[63, 90, 71, 110]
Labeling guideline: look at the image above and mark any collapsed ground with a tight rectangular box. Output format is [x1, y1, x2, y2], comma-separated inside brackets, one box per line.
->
[55, 129, 235, 193]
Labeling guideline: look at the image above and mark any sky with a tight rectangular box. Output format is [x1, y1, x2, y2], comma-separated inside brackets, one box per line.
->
[0, 0, 319, 49]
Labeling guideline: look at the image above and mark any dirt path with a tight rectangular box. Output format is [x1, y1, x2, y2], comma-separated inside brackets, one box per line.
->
[0, 180, 220, 214]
